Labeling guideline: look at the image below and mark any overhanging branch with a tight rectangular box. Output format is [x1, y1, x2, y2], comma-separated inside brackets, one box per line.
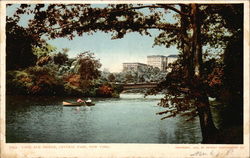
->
[103, 4, 190, 17]
[156, 4, 190, 17]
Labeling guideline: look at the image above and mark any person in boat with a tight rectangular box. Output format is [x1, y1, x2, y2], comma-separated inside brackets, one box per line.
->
[77, 98, 85, 103]
[86, 98, 92, 103]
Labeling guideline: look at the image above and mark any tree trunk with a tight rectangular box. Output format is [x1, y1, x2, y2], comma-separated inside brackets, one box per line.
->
[190, 4, 218, 143]
[180, 5, 194, 80]
[195, 83, 219, 143]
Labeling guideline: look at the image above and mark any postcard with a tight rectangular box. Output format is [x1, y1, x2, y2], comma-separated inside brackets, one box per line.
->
[1, 0, 249, 158]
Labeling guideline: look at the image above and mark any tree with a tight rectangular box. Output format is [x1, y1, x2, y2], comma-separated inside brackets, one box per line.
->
[108, 73, 116, 82]
[53, 52, 69, 66]
[125, 73, 134, 83]
[32, 43, 57, 58]
[6, 17, 40, 70]
[34, 44, 56, 66]
[8, 3, 243, 143]
[122, 66, 163, 83]
[151, 4, 243, 143]
[73, 51, 102, 81]
[213, 5, 243, 127]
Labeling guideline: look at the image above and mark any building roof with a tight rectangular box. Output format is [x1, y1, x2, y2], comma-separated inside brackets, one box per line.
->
[147, 55, 178, 58]
[123, 62, 148, 66]
[167, 55, 178, 58]
[147, 55, 167, 58]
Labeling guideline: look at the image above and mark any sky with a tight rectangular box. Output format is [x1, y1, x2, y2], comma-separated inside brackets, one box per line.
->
[7, 4, 179, 72]
[48, 31, 179, 72]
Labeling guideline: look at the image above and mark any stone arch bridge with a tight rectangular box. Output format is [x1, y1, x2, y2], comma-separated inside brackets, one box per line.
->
[115, 83, 158, 90]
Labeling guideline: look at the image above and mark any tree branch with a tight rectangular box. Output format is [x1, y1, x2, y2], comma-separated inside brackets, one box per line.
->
[161, 114, 176, 120]
[104, 4, 190, 17]
[180, 109, 197, 117]
[156, 110, 171, 115]
[185, 113, 198, 122]
[49, 23, 181, 34]
[156, 4, 190, 17]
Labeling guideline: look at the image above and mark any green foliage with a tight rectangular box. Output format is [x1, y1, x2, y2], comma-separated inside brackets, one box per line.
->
[124, 73, 134, 83]
[146, 57, 224, 119]
[112, 84, 124, 94]
[6, 42, 117, 97]
[107, 73, 116, 82]
[6, 66, 64, 95]
[26, 66, 53, 76]
[6, 17, 39, 70]
[9, 4, 181, 40]
[26, 66, 64, 95]
[120, 66, 164, 83]
[32, 43, 57, 58]
[64, 82, 84, 96]
[74, 51, 102, 80]
[96, 85, 114, 97]
[53, 52, 69, 66]
[6, 70, 33, 94]
[36, 56, 52, 66]
[203, 59, 224, 99]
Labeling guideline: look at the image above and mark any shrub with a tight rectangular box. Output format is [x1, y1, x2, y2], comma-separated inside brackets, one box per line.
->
[7, 66, 63, 95]
[97, 85, 114, 97]
[6, 70, 33, 94]
[64, 82, 84, 96]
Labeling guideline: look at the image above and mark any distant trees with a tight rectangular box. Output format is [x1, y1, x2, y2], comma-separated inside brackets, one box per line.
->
[6, 66, 64, 95]
[74, 52, 102, 80]
[53, 52, 69, 66]
[122, 66, 164, 83]
[107, 73, 116, 82]
[6, 41, 124, 97]
[124, 73, 134, 83]
[64, 51, 102, 95]
[33, 43, 57, 59]
[6, 43, 104, 96]
[97, 85, 114, 97]
[99, 66, 164, 84]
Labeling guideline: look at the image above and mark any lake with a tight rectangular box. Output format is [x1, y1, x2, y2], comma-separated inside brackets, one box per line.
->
[6, 94, 202, 143]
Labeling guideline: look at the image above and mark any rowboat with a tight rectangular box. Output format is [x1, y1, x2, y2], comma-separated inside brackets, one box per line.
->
[62, 101, 95, 106]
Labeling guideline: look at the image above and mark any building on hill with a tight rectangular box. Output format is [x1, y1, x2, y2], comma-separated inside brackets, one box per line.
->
[147, 55, 167, 71]
[167, 55, 178, 66]
[166, 55, 178, 72]
[124, 55, 178, 73]
[122, 62, 150, 72]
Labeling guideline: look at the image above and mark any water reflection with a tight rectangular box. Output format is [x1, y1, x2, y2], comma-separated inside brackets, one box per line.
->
[6, 94, 202, 143]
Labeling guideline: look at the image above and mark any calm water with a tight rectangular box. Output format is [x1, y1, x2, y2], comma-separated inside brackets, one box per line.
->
[6, 94, 202, 143]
